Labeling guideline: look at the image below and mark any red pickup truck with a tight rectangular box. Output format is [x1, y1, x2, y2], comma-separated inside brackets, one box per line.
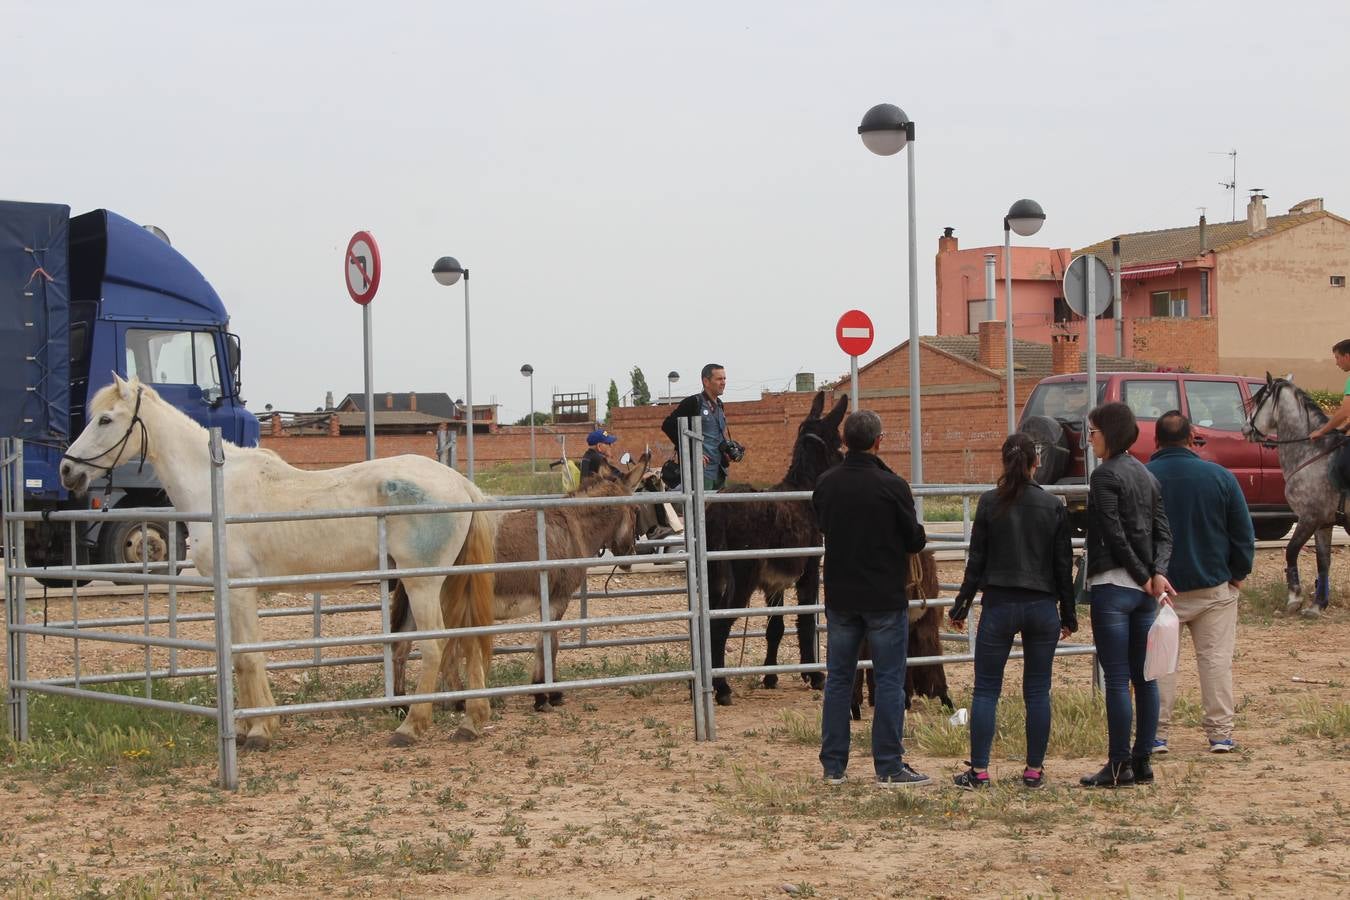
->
[1019, 372, 1292, 540]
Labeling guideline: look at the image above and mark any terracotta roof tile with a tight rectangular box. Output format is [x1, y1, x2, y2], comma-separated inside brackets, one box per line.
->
[1076, 211, 1339, 267]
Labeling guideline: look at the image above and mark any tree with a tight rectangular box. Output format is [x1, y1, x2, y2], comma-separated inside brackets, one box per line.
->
[605, 379, 620, 424]
[630, 367, 652, 407]
[513, 411, 551, 426]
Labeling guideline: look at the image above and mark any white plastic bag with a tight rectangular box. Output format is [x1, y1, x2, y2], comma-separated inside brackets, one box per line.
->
[1143, 601, 1180, 681]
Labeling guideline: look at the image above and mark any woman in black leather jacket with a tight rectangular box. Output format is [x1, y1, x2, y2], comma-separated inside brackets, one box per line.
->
[1080, 401, 1175, 788]
[949, 433, 1076, 789]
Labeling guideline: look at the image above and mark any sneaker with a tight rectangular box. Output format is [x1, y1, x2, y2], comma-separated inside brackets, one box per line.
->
[952, 764, 990, 790]
[1209, 739, 1237, 753]
[1021, 768, 1045, 789]
[877, 762, 932, 788]
[1151, 738, 1169, 755]
[823, 772, 847, 785]
[1079, 761, 1135, 788]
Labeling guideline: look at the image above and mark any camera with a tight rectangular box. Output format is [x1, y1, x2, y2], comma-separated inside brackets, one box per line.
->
[719, 439, 746, 463]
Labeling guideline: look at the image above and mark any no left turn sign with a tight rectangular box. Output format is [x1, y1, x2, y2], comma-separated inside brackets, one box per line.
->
[345, 231, 382, 305]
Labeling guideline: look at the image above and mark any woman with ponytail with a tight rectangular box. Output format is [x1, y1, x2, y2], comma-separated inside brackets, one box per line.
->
[949, 433, 1076, 789]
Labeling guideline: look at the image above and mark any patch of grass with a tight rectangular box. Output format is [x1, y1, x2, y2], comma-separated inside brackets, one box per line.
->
[0, 678, 216, 780]
[475, 461, 566, 497]
[919, 496, 968, 523]
[1294, 697, 1350, 741]
[1240, 580, 1292, 624]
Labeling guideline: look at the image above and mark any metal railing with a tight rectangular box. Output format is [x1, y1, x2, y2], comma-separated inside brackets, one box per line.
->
[4, 421, 1099, 788]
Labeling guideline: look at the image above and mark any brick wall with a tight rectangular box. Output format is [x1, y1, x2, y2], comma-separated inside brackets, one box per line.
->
[262, 424, 597, 471]
[1132, 317, 1218, 371]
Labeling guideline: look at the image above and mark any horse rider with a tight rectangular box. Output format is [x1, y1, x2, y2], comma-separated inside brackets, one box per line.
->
[578, 428, 623, 480]
[662, 362, 738, 490]
[1307, 338, 1350, 486]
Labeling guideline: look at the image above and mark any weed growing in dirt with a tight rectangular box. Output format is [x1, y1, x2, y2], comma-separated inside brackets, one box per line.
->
[1293, 697, 1350, 741]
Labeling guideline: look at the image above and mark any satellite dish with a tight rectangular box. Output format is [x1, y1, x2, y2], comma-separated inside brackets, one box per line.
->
[144, 224, 171, 245]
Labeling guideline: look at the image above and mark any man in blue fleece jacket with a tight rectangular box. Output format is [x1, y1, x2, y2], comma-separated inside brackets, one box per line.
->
[1146, 411, 1255, 753]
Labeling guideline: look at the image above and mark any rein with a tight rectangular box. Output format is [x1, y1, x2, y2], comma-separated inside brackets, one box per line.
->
[1248, 380, 1346, 479]
[61, 388, 149, 494]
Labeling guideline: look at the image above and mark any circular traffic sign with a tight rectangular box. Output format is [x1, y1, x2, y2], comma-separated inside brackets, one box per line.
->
[345, 231, 382, 305]
[1063, 254, 1113, 318]
[836, 309, 875, 357]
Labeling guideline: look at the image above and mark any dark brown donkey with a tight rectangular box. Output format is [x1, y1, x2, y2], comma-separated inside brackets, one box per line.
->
[704, 391, 848, 706]
[850, 551, 953, 720]
[390, 458, 648, 710]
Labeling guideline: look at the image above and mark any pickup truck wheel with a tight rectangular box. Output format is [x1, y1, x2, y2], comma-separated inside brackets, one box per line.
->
[1252, 517, 1295, 542]
[98, 519, 188, 568]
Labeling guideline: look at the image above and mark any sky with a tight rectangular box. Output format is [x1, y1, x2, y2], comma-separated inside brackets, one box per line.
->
[4, 1, 1348, 423]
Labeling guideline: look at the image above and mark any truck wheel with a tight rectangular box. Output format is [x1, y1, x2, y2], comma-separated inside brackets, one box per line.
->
[98, 519, 188, 568]
[1252, 517, 1295, 542]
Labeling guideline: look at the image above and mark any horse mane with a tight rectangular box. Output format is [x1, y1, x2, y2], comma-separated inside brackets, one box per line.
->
[1261, 378, 1331, 430]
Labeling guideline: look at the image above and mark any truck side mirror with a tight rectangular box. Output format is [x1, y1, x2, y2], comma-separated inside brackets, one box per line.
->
[226, 333, 242, 392]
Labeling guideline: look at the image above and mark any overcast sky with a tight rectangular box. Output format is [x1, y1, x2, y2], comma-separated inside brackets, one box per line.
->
[4, 1, 1347, 423]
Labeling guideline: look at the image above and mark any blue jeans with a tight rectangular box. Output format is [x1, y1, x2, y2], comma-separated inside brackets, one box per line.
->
[970, 594, 1061, 769]
[820, 608, 908, 779]
[1091, 584, 1160, 763]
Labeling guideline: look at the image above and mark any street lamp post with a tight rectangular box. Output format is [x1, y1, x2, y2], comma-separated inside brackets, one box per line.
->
[859, 102, 922, 489]
[1003, 199, 1047, 432]
[521, 364, 536, 474]
[432, 256, 475, 481]
[667, 370, 679, 403]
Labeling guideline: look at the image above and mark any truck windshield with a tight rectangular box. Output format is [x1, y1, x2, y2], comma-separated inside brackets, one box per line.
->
[125, 329, 223, 399]
[1024, 380, 1106, 423]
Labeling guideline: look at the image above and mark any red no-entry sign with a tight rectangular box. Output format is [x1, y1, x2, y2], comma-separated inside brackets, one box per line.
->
[345, 231, 382, 305]
[836, 309, 874, 357]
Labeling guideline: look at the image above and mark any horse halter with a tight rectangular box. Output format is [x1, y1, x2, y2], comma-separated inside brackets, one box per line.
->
[61, 387, 150, 490]
[1245, 381, 1313, 446]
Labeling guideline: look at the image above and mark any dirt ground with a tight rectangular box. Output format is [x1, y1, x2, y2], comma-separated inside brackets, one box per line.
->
[2, 545, 1348, 898]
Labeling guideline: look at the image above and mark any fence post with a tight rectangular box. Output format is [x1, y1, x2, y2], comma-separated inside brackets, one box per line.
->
[4, 438, 30, 741]
[679, 425, 708, 741]
[686, 416, 718, 739]
[378, 517, 393, 699]
[70, 520, 82, 686]
[167, 519, 178, 677]
[208, 428, 238, 790]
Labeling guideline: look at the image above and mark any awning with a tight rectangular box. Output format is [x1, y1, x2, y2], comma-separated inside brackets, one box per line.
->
[1119, 263, 1181, 281]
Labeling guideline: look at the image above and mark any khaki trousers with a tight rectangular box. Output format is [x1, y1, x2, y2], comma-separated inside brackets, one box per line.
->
[1157, 582, 1239, 742]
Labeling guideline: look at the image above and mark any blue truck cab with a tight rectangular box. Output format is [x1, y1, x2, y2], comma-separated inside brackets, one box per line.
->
[1, 200, 259, 570]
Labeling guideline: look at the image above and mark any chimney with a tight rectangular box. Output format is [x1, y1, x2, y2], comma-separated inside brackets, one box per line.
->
[978, 319, 1006, 371]
[385, 391, 394, 410]
[1051, 332, 1081, 375]
[409, 391, 417, 412]
[324, 391, 334, 410]
[1198, 214, 1207, 254]
[938, 226, 958, 255]
[269, 413, 282, 436]
[328, 414, 341, 437]
[1247, 192, 1268, 234]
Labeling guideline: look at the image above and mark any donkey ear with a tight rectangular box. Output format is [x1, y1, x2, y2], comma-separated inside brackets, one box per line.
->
[824, 395, 849, 431]
[809, 391, 826, 419]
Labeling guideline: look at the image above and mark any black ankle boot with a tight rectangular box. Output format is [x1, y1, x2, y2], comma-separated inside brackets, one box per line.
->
[1131, 755, 1154, 785]
[1080, 760, 1135, 788]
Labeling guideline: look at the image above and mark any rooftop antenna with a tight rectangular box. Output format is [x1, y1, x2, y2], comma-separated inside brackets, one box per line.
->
[1210, 148, 1237, 220]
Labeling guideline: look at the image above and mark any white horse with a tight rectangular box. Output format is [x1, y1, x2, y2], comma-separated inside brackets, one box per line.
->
[59, 375, 496, 749]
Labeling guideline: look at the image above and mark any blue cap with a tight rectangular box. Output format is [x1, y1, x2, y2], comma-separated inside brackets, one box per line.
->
[587, 428, 618, 446]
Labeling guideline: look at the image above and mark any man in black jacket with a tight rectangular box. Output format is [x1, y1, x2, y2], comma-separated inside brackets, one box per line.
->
[578, 428, 621, 480]
[661, 363, 730, 489]
[811, 409, 930, 787]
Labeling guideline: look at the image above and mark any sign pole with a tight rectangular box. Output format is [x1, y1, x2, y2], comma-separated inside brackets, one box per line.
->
[344, 230, 382, 462]
[849, 355, 859, 415]
[362, 304, 375, 460]
[1085, 254, 1098, 477]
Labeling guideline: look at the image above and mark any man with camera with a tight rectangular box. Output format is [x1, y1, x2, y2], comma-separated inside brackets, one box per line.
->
[661, 362, 743, 490]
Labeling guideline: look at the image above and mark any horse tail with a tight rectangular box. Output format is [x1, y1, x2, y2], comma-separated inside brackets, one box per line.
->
[439, 490, 496, 684]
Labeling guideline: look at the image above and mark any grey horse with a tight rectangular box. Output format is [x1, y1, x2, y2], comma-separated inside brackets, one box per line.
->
[1244, 373, 1344, 615]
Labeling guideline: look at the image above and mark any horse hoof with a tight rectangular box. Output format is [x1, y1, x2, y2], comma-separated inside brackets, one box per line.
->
[715, 693, 734, 707]
[388, 731, 416, 748]
[1301, 606, 1323, 619]
[450, 726, 480, 743]
[242, 734, 271, 752]
[762, 674, 779, 689]
[548, 693, 565, 706]
[533, 701, 554, 713]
